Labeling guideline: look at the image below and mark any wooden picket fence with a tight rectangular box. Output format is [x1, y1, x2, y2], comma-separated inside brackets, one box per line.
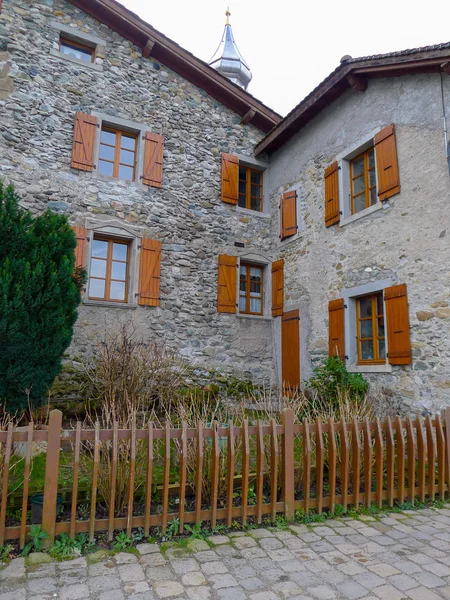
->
[1, 408, 450, 548]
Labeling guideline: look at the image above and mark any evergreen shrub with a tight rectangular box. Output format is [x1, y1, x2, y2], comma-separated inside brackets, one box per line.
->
[0, 181, 84, 412]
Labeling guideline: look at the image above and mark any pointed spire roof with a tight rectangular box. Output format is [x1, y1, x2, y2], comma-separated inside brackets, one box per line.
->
[209, 8, 252, 90]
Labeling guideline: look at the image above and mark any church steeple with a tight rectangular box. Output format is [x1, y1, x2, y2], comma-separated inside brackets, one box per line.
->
[208, 8, 252, 91]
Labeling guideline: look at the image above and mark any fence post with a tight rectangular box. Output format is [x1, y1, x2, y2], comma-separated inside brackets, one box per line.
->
[282, 408, 295, 521]
[41, 409, 62, 547]
[444, 408, 450, 497]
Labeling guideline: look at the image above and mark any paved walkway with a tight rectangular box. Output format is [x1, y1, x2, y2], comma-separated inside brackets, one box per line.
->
[3, 508, 450, 599]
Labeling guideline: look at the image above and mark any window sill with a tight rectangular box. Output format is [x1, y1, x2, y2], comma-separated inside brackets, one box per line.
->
[347, 362, 393, 373]
[237, 313, 272, 322]
[49, 49, 103, 71]
[340, 201, 385, 227]
[235, 206, 271, 219]
[82, 299, 137, 309]
[91, 172, 145, 190]
[278, 232, 300, 246]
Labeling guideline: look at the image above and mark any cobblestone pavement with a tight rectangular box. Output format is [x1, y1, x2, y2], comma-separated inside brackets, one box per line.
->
[3, 507, 450, 599]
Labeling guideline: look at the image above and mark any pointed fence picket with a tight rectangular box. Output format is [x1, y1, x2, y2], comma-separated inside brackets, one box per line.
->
[1, 408, 450, 547]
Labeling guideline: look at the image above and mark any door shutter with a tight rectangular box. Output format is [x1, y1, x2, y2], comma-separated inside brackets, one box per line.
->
[272, 259, 284, 317]
[282, 309, 300, 389]
[280, 191, 298, 239]
[138, 238, 162, 306]
[384, 283, 411, 365]
[142, 132, 164, 188]
[217, 255, 237, 313]
[375, 124, 400, 201]
[221, 153, 239, 204]
[328, 299, 345, 360]
[72, 226, 87, 269]
[71, 112, 97, 171]
[324, 161, 340, 227]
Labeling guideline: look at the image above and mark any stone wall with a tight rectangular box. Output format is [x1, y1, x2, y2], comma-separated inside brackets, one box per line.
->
[0, 0, 274, 385]
[267, 73, 450, 414]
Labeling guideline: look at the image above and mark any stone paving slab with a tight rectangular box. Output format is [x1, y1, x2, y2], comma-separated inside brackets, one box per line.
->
[3, 508, 450, 599]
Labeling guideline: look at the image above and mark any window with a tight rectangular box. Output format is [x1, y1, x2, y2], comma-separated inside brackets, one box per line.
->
[238, 166, 263, 212]
[324, 124, 400, 227]
[239, 263, 263, 315]
[98, 127, 138, 182]
[88, 237, 130, 302]
[59, 36, 94, 63]
[356, 293, 386, 364]
[350, 147, 377, 214]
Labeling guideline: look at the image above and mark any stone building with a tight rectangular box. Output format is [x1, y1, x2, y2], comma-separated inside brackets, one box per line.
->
[258, 47, 450, 413]
[0, 0, 280, 386]
[1, 0, 450, 413]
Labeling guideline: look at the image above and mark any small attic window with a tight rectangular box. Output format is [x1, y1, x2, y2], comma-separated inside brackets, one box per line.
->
[59, 36, 94, 63]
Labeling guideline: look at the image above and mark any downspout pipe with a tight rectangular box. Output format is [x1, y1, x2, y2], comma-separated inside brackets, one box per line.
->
[440, 71, 450, 176]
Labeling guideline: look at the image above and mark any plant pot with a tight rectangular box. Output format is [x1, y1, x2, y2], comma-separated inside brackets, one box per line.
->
[30, 493, 63, 524]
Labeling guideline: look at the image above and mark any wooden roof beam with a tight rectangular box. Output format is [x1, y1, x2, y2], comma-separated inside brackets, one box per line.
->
[240, 108, 256, 125]
[347, 74, 367, 92]
[441, 61, 450, 75]
[142, 37, 155, 58]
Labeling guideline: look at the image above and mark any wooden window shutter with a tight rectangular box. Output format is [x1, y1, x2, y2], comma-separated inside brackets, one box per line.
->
[384, 283, 411, 365]
[328, 299, 345, 360]
[324, 161, 340, 227]
[280, 191, 298, 239]
[138, 238, 162, 306]
[142, 132, 164, 188]
[375, 124, 400, 201]
[217, 255, 237, 313]
[282, 310, 300, 389]
[272, 259, 284, 317]
[221, 153, 239, 204]
[71, 112, 98, 171]
[72, 226, 87, 269]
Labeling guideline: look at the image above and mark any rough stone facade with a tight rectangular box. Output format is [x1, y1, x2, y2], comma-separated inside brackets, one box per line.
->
[0, 0, 274, 385]
[268, 74, 450, 414]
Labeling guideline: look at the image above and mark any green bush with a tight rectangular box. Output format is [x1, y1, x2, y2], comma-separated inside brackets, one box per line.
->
[306, 356, 368, 408]
[0, 181, 85, 412]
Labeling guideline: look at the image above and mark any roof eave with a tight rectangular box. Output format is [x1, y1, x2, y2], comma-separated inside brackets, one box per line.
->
[67, 0, 281, 133]
[255, 50, 450, 155]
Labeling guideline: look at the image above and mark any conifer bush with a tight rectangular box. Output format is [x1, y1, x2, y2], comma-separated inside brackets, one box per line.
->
[0, 181, 84, 412]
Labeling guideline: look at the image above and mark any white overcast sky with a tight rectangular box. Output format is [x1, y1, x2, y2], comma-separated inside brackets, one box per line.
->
[122, 0, 449, 116]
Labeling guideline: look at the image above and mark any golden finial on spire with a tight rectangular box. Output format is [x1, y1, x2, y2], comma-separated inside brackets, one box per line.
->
[225, 7, 231, 24]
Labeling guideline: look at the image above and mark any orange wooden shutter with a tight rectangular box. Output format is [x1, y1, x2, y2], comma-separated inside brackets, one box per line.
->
[138, 238, 162, 306]
[142, 132, 164, 188]
[282, 309, 300, 389]
[375, 124, 400, 201]
[217, 255, 237, 313]
[280, 191, 297, 239]
[71, 112, 97, 171]
[272, 259, 284, 317]
[324, 161, 340, 227]
[72, 226, 87, 269]
[384, 283, 411, 365]
[221, 153, 239, 204]
[328, 299, 345, 360]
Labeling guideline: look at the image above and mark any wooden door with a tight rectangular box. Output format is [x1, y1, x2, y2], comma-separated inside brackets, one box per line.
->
[282, 309, 300, 390]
